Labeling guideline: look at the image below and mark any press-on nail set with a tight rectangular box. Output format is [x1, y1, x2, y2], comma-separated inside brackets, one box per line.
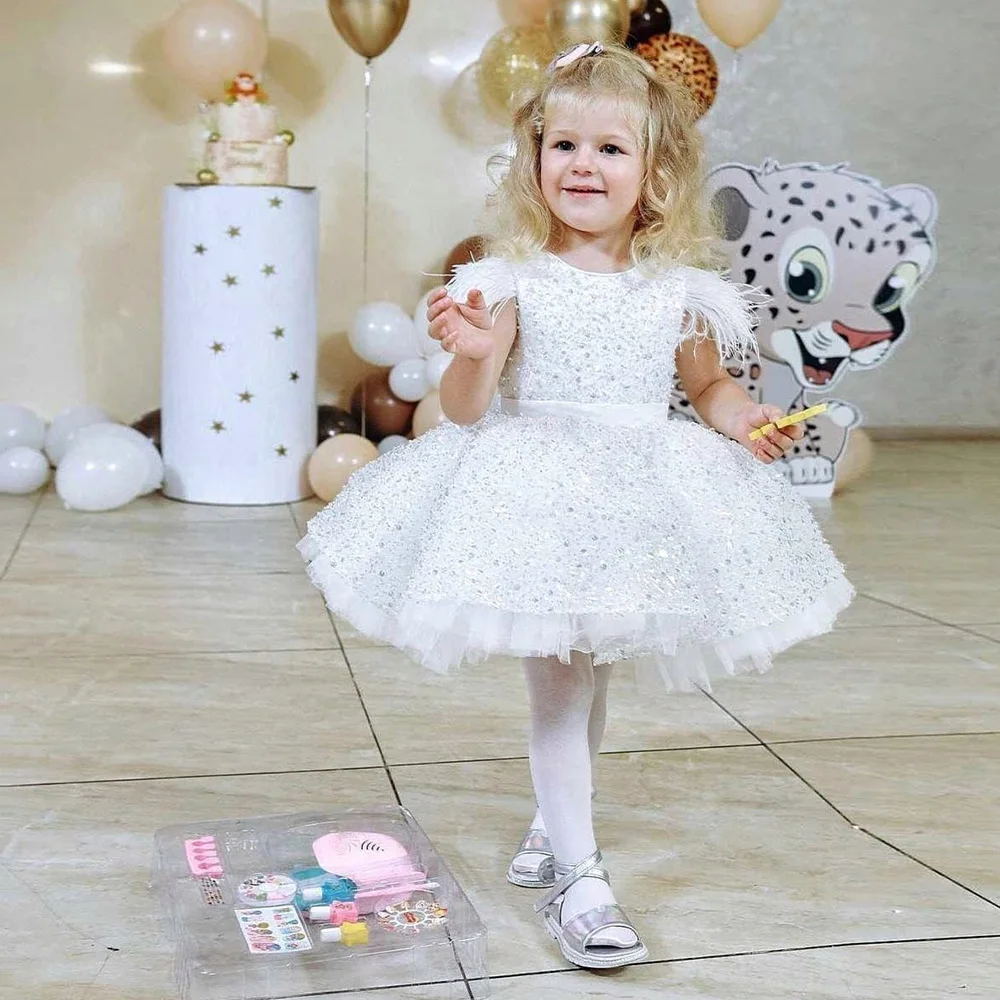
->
[154, 806, 488, 999]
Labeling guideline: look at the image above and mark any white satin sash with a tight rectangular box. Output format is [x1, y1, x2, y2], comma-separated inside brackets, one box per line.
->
[499, 397, 671, 427]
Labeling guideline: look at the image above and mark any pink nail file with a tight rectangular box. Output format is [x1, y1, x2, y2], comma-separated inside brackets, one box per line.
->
[185, 836, 224, 878]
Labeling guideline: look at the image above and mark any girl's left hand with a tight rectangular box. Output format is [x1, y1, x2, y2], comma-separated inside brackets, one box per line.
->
[733, 403, 804, 464]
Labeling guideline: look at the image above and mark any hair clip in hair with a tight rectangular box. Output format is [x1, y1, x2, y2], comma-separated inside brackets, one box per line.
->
[546, 41, 604, 74]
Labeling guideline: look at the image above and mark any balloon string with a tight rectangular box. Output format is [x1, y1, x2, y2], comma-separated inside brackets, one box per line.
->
[360, 57, 373, 440]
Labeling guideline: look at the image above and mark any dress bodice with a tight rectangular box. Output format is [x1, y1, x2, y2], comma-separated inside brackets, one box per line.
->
[446, 252, 760, 406]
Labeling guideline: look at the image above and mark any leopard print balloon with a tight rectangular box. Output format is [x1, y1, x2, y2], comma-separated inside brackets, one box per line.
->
[635, 32, 718, 118]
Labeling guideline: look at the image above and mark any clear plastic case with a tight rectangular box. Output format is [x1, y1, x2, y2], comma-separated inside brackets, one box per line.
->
[153, 805, 489, 999]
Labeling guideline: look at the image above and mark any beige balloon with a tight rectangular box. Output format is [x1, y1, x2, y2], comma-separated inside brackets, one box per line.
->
[477, 26, 555, 124]
[162, 0, 268, 101]
[695, 0, 782, 49]
[833, 429, 874, 494]
[498, 0, 552, 26]
[627, 0, 647, 11]
[412, 392, 449, 437]
[308, 434, 379, 501]
[548, 0, 630, 48]
[327, 0, 409, 59]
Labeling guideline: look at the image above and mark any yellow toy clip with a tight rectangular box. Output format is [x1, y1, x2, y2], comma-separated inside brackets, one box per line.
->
[749, 403, 829, 441]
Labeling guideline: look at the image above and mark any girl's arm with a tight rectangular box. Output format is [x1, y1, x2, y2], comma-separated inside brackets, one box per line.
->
[438, 301, 518, 425]
[674, 317, 802, 463]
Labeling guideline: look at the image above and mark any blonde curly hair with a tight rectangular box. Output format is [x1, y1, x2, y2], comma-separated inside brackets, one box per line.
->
[484, 44, 721, 271]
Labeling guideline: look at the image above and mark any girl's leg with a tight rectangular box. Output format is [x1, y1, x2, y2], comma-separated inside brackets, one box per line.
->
[524, 652, 635, 946]
[527, 655, 612, 832]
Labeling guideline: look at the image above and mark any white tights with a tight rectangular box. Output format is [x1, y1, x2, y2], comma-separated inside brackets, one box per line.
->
[523, 652, 635, 946]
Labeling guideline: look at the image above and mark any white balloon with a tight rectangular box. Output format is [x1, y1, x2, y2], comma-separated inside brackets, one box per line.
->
[425, 351, 454, 390]
[75, 423, 163, 496]
[55, 437, 147, 512]
[388, 358, 431, 403]
[377, 435, 408, 455]
[412, 290, 445, 359]
[0, 446, 50, 494]
[348, 302, 415, 367]
[45, 404, 111, 465]
[0, 404, 46, 453]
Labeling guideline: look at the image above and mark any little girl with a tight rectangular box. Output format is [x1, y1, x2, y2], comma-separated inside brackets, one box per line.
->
[301, 43, 853, 970]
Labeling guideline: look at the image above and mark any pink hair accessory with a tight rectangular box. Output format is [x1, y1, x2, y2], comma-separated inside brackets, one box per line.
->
[547, 41, 604, 74]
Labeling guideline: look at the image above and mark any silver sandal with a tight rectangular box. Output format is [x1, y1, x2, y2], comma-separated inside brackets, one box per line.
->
[534, 849, 648, 969]
[506, 828, 555, 888]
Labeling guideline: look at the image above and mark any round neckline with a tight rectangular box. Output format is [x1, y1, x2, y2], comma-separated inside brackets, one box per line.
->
[545, 251, 636, 276]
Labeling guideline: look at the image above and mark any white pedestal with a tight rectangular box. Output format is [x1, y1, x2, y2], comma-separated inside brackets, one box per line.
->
[161, 184, 318, 504]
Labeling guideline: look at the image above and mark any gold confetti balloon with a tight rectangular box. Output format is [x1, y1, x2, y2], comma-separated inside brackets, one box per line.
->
[477, 26, 555, 125]
[547, 0, 629, 48]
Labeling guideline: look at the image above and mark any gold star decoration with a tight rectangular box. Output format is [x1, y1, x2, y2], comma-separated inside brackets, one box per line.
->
[193, 243, 207, 255]
[261, 264, 276, 277]
[238, 390, 254, 403]
[211, 420, 226, 433]
[271, 326, 285, 339]
[268, 196, 283, 208]
[226, 226, 241, 238]
[223, 274, 238, 287]
[210, 341, 225, 354]
[289, 371, 300, 382]
[275, 445, 288, 457]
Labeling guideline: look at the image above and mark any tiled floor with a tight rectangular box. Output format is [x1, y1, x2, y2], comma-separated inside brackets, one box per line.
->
[2, 441, 999, 998]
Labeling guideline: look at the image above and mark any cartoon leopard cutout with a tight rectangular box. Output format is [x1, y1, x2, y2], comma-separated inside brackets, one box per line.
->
[671, 160, 938, 497]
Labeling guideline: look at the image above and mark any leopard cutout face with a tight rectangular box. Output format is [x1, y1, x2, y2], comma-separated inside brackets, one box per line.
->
[709, 161, 937, 392]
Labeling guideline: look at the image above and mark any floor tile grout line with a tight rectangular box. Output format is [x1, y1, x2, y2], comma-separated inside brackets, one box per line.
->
[853, 590, 972, 630]
[10, 730, 1000, 789]
[0, 490, 44, 581]
[0, 644, 345, 663]
[489, 932, 1000, 982]
[701, 691, 1000, 912]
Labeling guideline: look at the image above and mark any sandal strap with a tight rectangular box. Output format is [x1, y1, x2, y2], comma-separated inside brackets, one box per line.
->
[562, 903, 641, 951]
[534, 849, 604, 912]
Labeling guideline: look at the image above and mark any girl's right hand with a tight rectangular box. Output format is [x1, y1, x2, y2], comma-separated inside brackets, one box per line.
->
[426, 287, 496, 361]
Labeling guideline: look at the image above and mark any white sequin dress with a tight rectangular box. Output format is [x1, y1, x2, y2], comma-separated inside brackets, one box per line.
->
[300, 253, 854, 691]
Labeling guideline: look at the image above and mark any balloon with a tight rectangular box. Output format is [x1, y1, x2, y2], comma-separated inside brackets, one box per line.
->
[833, 429, 874, 494]
[627, 0, 648, 11]
[477, 26, 555, 125]
[425, 352, 454, 390]
[498, 0, 552, 27]
[626, 0, 672, 47]
[55, 437, 147, 512]
[0, 447, 50, 495]
[75, 423, 163, 496]
[44, 405, 112, 465]
[317, 404, 361, 445]
[635, 33, 718, 119]
[0, 404, 46, 453]
[326, 0, 409, 59]
[388, 358, 430, 403]
[548, 0, 629, 48]
[445, 236, 487, 276]
[307, 434, 378, 501]
[695, 0, 781, 49]
[377, 434, 408, 455]
[412, 391, 450, 437]
[162, 0, 268, 101]
[349, 301, 416, 367]
[131, 408, 162, 451]
[350, 371, 417, 442]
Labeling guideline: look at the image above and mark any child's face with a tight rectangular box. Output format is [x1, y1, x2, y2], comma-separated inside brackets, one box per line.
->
[539, 98, 644, 242]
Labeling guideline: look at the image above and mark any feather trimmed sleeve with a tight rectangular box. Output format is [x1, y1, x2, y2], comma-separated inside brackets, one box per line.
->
[678, 267, 767, 360]
[445, 257, 517, 321]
